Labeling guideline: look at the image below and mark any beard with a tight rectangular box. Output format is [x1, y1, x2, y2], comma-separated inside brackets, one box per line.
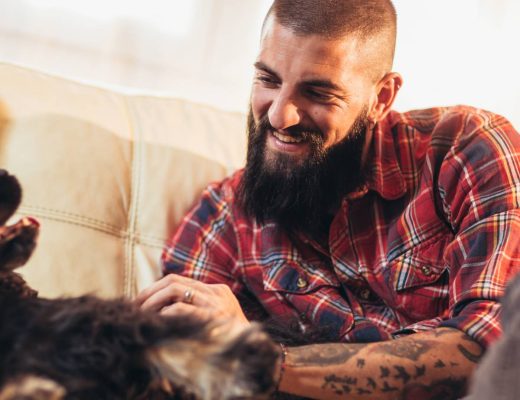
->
[237, 107, 369, 237]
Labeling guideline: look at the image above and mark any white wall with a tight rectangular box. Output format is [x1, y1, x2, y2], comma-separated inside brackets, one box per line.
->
[0, 0, 272, 110]
[393, 0, 520, 128]
[0, 0, 518, 129]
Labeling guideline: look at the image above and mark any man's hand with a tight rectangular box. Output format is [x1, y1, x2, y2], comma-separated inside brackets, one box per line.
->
[136, 274, 250, 326]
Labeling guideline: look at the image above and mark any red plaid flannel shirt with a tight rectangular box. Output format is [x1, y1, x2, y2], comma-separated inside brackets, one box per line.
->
[162, 106, 520, 348]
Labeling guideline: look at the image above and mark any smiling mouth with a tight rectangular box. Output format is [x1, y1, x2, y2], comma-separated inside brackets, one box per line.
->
[267, 130, 311, 157]
[272, 130, 305, 144]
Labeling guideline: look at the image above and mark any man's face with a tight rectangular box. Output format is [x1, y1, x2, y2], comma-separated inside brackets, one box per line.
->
[239, 19, 376, 235]
[250, 19, 375, 173]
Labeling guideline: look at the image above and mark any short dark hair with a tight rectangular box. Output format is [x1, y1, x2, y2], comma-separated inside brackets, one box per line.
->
[265, 0, 397, 78]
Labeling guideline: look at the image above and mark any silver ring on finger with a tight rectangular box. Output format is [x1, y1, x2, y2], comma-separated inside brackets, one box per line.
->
[183, 289, 195, 304]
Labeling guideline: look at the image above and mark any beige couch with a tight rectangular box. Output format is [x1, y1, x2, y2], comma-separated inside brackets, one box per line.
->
[0, 63, 247, 299]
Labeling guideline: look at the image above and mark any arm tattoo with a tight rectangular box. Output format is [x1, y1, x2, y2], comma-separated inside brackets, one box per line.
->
[322, 374, 357, 395]
[298, 331, 476, 399]
[401, 377, 468, 400]
[323, 375, 357, 386]
[381, 381, 398, 393]
[393, 366, 411, 384]
[380, 366, 390, 378]
[413, 364, 426, 378]
[366, 377, 377, 389]
[291, 343, 366, 366]
[373, 340, 434, 361]
[457, 343, 483, 363]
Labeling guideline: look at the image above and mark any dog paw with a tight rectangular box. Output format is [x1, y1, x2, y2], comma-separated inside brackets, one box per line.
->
[0, 217, 39, 271]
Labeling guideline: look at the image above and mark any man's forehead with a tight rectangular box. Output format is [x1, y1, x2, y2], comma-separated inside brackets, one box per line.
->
[258, 20, 366, 80]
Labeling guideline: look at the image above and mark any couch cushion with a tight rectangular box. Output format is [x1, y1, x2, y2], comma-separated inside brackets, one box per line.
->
[0, 63, 246, 298]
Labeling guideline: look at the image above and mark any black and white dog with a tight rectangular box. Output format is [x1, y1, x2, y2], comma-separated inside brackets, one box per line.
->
[0, 170, 279, 400]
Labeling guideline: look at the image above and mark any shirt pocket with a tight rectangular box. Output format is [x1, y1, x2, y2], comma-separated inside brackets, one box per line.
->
[261, 260, 352, 336]
[389, 248, 450, 324]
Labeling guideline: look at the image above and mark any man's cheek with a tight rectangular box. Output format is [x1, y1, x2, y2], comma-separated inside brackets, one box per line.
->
[250, 92, 271, 124]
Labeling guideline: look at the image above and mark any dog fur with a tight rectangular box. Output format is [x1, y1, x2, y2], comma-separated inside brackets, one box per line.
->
[0, 170, 280, 400]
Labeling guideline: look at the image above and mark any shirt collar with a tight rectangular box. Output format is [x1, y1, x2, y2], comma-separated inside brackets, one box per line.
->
[364, 111, 407, 200]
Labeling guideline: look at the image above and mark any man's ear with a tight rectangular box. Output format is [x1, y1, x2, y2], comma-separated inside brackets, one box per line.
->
[368, 72, 403, 123]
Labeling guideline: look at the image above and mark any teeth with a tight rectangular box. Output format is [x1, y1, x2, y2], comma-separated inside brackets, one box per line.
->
[272, 131, 304, 143]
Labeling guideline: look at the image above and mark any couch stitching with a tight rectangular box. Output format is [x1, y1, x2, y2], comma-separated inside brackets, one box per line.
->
[19, 205, 121, 231]
[121, 97, 133, 298]
[124, 97, 143, 299]
[18, 207, 168, 245]
[131, 136, 143, 298]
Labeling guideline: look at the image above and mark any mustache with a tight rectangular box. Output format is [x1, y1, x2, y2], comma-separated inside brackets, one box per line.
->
[254, 114, 324, 142]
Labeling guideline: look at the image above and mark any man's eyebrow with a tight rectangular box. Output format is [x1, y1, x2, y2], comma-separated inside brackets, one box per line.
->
[254, 61, 279, 78]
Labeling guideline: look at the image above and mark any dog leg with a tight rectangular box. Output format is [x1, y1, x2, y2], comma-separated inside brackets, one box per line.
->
[0, 218, 39, 272]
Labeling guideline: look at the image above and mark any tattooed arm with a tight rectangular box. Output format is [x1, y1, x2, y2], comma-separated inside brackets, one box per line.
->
[277, 327, 483, 400]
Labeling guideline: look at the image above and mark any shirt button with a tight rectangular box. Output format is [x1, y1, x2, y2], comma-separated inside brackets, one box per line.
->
[421, 266, 432, 276]
[297, 277, 308, 288]
[360, 288, 370, 300]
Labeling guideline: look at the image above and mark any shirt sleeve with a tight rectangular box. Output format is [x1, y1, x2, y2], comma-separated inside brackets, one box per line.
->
[161, 179, 244, 293]
[437, 110, 520, 348]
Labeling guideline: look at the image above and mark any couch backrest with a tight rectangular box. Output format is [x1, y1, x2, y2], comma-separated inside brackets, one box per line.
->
[0, 63, 246, 299]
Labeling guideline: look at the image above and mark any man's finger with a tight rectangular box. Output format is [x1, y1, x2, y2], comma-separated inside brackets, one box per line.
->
[140, 284, 182, 312]
[140, 282, 207, 312]
[160, 302, 201, 318]
[136, 274, 206, 306]
[135, 275, 174, 306]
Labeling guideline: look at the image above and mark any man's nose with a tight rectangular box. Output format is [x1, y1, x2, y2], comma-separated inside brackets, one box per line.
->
[268, 91, 301, 131]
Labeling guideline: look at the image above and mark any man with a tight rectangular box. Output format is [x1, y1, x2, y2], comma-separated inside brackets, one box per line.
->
[137, 0, 520, 398]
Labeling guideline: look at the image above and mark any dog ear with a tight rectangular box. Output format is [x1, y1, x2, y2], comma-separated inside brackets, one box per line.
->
[0, 170, 22, 226]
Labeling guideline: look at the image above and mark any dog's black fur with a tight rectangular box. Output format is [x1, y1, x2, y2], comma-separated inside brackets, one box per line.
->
[0, 170, 280, 400]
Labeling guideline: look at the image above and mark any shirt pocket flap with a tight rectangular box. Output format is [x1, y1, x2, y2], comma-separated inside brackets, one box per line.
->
[262, 260, 340, 294]
[392, 254, 448, 292]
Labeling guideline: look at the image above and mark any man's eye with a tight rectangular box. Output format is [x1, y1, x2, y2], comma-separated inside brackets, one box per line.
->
[306, 89, 334, 101]
[256, 75, 279, 86]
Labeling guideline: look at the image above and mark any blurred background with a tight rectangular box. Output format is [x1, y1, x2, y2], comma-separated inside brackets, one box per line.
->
[0, 0, 518, 128]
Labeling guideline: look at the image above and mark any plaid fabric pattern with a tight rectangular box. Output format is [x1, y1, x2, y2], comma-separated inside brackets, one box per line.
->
[163, 106, 520, 348]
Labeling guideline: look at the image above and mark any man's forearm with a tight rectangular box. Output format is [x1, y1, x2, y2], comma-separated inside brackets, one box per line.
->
[278, 327, 483, 400]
